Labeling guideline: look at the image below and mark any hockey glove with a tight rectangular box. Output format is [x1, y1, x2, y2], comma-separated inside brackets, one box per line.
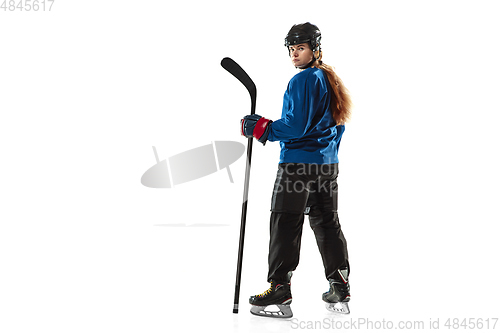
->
[240, 114, 273, 145]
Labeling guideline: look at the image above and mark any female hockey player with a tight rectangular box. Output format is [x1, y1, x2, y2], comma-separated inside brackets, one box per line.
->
[240, 22, 353, 318]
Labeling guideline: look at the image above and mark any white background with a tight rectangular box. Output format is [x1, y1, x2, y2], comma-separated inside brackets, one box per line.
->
[1, 1, 499, 332]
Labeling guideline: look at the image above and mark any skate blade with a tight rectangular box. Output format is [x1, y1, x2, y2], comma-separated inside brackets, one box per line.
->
[250, 304, 293, 318]
[325, 302, 350, 314]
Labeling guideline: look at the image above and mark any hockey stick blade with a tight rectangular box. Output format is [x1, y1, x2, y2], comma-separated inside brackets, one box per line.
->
[221, 57, 257, 115]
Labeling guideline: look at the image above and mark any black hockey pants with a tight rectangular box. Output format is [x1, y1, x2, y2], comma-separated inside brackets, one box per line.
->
[267, 163, 349, 284]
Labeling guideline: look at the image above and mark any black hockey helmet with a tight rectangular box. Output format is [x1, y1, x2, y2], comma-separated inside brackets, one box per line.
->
[284, 22, 322, 54]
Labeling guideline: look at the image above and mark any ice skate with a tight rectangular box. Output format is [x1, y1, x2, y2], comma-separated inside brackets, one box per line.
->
[249, 280, 293, 318]
[323, 269, 350, 314]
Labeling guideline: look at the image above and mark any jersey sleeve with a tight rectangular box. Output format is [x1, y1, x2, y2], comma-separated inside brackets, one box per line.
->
[267, 71, 329, 142]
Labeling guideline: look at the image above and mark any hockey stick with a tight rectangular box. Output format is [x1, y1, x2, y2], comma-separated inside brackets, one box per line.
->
[221, 57, 256, 314]
[221, 57, 257, 115]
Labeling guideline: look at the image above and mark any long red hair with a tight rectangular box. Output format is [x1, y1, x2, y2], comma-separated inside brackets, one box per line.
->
[313, 51, 352, 125]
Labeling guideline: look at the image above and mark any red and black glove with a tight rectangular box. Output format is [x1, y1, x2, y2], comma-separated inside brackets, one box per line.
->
[240, 114, 273, 145]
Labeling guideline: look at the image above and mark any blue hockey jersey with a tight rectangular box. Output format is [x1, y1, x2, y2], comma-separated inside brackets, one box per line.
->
[267, 67, 345, 164]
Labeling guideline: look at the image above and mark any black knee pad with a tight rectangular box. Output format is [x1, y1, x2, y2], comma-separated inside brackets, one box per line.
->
[308, 209, 340, 229]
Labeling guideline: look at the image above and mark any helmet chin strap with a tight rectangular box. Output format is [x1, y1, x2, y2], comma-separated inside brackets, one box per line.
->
[296, 58, 316, 69]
